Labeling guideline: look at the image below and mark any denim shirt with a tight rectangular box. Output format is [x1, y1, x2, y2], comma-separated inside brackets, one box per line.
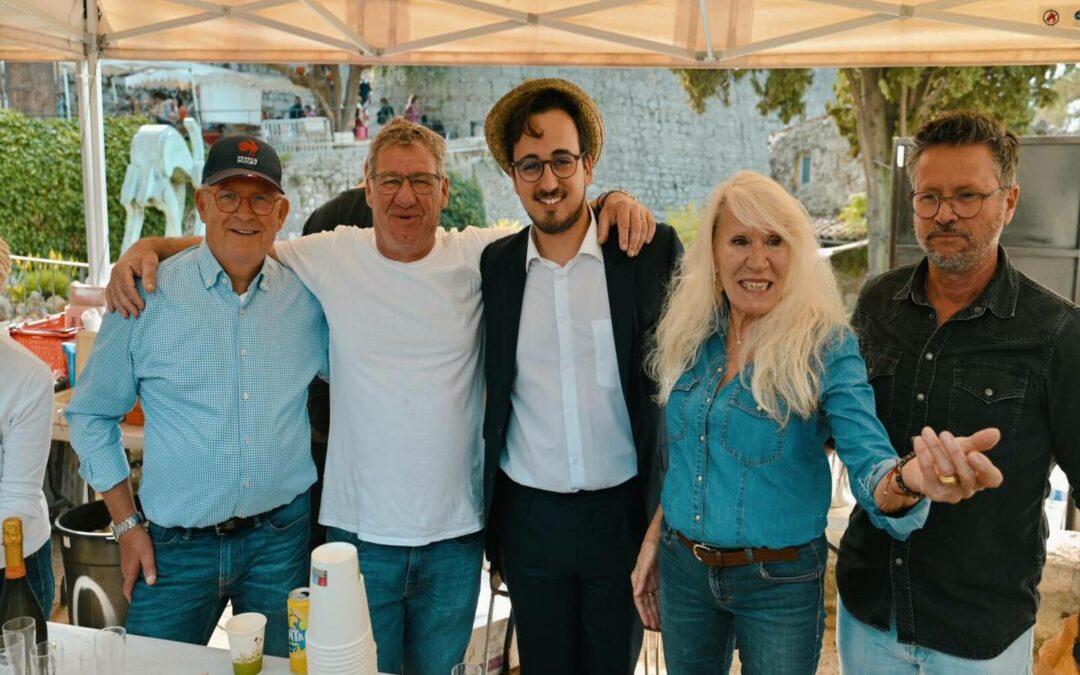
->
[837, 247, 1080, 659]
[661, 328, 928, 549]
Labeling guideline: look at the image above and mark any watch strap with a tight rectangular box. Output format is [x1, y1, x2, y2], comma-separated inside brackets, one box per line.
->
[110, 512, 145, 540]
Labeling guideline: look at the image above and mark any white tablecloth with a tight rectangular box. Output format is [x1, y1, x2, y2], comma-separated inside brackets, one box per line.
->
[50, 622, 293, 674]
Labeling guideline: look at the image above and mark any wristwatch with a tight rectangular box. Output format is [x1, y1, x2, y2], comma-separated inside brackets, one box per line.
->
[110, 512, 146, 540]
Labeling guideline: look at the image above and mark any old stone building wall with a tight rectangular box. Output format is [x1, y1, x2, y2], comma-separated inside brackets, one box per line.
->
[768, 115, 864, 217]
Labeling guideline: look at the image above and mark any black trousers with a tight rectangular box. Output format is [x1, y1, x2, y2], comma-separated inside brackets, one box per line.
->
[496, 472, 645, 675]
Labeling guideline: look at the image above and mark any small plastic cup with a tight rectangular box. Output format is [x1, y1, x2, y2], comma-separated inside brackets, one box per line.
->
[1, 619, 33, 670]
[225, 612, 266, 675]
[0, 632, 25, 675]
[451, 664, 483, 675]
[29, 640, 58, 675]
[93, 626, 125, 675]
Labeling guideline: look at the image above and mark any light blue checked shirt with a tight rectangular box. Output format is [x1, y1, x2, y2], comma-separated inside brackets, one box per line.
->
[66, 243, 329, 528]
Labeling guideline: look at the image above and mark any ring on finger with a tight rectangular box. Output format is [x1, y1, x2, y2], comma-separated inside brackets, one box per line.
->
[937, 473, 958, 486]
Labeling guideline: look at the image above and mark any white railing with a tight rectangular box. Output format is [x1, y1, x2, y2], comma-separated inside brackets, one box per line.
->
[261, 117, 334, 154]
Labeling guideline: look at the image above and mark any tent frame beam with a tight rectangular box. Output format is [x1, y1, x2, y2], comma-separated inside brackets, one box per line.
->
[0, 0, 84, 39]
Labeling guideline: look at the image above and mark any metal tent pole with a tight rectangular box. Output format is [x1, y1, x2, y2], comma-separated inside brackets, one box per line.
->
[78, 0, 110, 285]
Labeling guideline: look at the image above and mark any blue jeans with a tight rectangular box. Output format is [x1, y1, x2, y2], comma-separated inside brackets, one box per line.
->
[0, 538, 55, 618]
[125, 492, 310, 657]
[326, 527, 484, 675]
[836, 597, 1035, 674]
[657, 519, 828, 675]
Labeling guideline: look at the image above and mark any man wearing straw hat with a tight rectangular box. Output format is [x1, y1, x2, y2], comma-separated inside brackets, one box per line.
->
[66, 136, 328, 658]
[480, 79, 682, 674]
[105, 118, 656, 674]
[0, 237, 57, 617]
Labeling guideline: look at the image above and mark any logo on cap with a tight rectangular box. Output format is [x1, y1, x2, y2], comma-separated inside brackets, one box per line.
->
[238, 140, 260, 156]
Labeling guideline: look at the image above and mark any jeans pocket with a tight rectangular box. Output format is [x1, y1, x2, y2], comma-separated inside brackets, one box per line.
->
[264, 495, 310, 533]
[149, 524, 182, 547]
[755, 538, 826, 584]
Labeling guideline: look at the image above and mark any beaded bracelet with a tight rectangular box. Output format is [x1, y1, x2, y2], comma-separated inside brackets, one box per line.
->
[893, 451, 923, 499]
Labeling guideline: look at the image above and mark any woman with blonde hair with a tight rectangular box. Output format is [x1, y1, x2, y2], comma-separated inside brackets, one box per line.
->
[629, 171, 1004, 674]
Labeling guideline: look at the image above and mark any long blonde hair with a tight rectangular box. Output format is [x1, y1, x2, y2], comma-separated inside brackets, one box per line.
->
[647, 171, 847, 422]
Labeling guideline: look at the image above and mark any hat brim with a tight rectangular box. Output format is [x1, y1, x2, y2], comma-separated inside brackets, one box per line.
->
[484, 78, 604, 176]
[203, 168, 284, 193]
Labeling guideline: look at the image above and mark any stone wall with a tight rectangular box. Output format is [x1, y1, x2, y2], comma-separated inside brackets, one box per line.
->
[769, 115, 864, 217]
[346, 67, 837, 222]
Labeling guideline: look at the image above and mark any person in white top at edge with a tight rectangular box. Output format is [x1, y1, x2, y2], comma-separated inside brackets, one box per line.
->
[106, 117, 656, 675]
[0, 236, 56, 616]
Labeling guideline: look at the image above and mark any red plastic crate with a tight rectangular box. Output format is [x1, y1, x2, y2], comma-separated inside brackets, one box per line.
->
[9, 314, 79, 379]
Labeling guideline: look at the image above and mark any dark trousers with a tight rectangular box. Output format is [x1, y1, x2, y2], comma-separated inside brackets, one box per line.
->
[496, 472, 645, 675]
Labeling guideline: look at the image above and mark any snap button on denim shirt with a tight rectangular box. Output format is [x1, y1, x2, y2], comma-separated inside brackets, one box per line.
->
[660, 329, 928, 549]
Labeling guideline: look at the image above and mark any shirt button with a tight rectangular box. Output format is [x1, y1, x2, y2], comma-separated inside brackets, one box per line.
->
[916, 393, 925, 402]
[245, 436, 251, 445]
[694, 514, 701, 522]
[696, 475, 703, 482]
[756, 405, 763, 412]
[925, 353, 934, 361]
[239, 309, 245, 316]
[242, 392, 250, 401]
[984, 388, 993, 397]
[699, 435, 705, 442]
[895, 558, 903, 566]
[243, 479, 250, 488]
[705, 397, 711, 403]
[240, 349, 247, 357]
[716, 367, 722, 373]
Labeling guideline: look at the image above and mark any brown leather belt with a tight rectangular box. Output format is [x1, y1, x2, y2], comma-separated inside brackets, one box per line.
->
[676, 531, 798, 568]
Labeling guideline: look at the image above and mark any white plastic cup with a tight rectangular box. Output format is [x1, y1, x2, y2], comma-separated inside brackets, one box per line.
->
[92, 627, 125, 675]
[451, 665, 483, 675]
[307, 543, 370, 647]
[225, 612, 266, 675]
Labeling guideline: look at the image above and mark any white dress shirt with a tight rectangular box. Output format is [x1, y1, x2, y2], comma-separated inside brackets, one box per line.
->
[501, 217, 638, 493]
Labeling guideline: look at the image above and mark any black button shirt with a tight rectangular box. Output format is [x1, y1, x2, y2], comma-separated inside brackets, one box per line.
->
[837, 247, 1080, 659]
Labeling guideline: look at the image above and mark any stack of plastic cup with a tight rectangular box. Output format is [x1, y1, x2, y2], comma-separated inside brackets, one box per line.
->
[306, 542, 378, 675]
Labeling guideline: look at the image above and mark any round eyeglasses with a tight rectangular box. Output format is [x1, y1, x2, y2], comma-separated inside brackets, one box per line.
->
[372, 172, 442, 195]
[512, 152, 582, 183]
[212, 189, 281, 216]
[908, 186, 1009, 219]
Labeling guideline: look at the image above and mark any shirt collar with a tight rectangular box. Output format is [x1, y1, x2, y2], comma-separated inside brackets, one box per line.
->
[196, 240, 279, 294]
[525, 208, 601, 271]
[896, 245, 1018, 319]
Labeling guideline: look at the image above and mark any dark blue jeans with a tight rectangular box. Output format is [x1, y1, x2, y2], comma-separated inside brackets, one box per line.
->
[658, 519, 828, 675]
[326, 526, 484, 675]
[125, 492, 310, 657]
[0, 538, 54, 618]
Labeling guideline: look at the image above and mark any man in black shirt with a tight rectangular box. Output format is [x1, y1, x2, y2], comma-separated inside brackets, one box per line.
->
[301, 186, 373, 548]
[837, 110, 1080, 672]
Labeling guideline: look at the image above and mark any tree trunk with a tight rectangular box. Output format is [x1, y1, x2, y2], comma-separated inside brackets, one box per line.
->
[844, 68, 896, 277]
[338, 65, 364, 133]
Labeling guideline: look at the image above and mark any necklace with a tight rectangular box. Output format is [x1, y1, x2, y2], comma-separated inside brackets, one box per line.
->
[729, 320, 743, 346]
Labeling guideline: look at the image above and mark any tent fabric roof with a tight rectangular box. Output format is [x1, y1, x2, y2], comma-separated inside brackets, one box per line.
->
[116, 61, 307, 92]
[4, 0, 1080, 67]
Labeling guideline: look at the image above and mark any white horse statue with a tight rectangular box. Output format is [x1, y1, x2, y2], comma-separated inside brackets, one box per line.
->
[120, 117, 206, 253]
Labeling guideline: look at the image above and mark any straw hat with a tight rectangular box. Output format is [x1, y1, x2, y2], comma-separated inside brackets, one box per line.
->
[484, 78, 604, 175]
[0, 237, 10, 292]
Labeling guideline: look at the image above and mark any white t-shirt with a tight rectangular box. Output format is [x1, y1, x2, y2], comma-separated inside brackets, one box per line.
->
[0, 330, 54, 562]
[276, 226, 509, 546]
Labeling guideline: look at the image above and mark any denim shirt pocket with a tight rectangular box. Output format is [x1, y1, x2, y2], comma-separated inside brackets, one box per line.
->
[667, 373, 701, 444]
[863, 347, 901, 427]
[948, 361, 1028, 438]
[721, 385, 783, 467]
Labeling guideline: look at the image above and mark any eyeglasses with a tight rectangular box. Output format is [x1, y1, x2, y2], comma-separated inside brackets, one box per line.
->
[372, 172, 442, 195]
[908, 186, 1009, 219]
[212, 189, 281, 216]
[512, 152, 582, 183]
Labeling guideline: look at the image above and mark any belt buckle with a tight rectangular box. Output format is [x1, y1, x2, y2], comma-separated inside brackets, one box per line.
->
[692, 543, 718, 565]
[214, 519, 238, 536]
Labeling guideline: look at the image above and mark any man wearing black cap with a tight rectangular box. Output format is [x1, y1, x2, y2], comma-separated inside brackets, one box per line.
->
[66, 135, 328, 657]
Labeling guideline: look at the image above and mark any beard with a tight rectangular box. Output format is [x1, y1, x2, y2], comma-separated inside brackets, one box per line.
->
[528, 188, 587, 236]
[916, 221, 998, 274]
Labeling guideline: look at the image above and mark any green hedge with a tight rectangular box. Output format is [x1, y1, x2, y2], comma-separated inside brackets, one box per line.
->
[0, 110, 167, 261]
[440, 170, 487, 231]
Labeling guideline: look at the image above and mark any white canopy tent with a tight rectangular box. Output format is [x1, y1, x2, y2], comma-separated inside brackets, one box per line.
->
[3, 0, 1080, 282]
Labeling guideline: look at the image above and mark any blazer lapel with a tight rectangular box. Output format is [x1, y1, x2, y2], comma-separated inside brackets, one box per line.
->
[498, 228, 530, 383]
[602, 238, 634, 408]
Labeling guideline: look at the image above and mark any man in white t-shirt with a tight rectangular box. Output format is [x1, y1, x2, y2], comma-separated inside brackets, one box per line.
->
[107, 118, 655, 674]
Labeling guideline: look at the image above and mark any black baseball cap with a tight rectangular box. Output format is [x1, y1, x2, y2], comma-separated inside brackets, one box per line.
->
[202, 135, 284, 193]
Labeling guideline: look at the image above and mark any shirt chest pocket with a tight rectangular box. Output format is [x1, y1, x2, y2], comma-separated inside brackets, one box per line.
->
[947, 362, 1028, 439]
[863, 348, 901, 427]
[666, 374, 700, 444]
[721, 386, 783, 467]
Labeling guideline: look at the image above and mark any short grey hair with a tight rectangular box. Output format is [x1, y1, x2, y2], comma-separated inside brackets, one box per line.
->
[906, 110, 1020, 187]
[365, 118, 447, 178]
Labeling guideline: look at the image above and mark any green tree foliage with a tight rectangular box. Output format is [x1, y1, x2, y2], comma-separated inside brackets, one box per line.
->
[675, 66, 1062, 274]
[440, 171, 487, 231]
[0, 110, 164, 261]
